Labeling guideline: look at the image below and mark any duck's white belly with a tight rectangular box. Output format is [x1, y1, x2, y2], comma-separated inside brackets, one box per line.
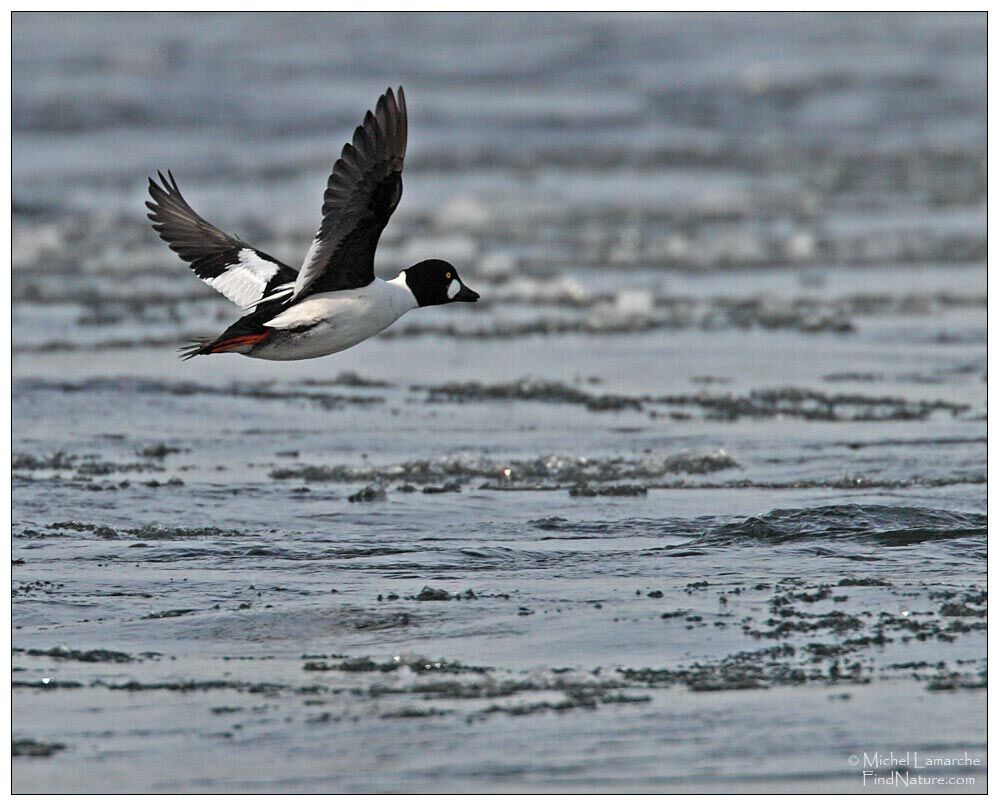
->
[253, 279, 415, 361]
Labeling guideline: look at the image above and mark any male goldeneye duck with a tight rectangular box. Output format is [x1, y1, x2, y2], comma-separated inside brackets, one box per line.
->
[146, 86, 479, 361]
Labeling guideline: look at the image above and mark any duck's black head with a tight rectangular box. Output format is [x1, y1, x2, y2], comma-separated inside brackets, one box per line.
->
[403, 259, 479, 307]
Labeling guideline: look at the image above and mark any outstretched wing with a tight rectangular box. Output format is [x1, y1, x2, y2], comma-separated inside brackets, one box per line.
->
[289, 86, 407, 302]
[146, 171, 297, 309]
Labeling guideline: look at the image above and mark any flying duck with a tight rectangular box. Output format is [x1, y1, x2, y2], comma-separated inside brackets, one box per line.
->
[147, 86, 479, 361]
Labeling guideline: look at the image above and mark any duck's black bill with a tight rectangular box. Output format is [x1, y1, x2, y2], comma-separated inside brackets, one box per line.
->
[455, 285, 480, 302]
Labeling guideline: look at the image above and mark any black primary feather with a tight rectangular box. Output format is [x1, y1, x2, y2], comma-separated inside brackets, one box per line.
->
[292, 87, 408, 299]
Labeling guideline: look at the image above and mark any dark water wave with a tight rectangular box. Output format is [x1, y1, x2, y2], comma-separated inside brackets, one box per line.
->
[527, 505, 987, 552]
[700, 504, 986, 547]
[15, 376, 383, 408]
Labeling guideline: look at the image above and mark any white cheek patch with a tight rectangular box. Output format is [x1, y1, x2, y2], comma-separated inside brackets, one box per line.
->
[447, 279, 461, 299]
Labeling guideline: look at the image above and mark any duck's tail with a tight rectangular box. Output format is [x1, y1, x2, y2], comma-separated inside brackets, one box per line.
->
[178, 339, 211, 361]
[178, 331, 270, 360]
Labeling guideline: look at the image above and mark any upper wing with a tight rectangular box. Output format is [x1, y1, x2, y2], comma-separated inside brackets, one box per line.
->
[146, 171, 298, 309]
[289, 87, 407, 302]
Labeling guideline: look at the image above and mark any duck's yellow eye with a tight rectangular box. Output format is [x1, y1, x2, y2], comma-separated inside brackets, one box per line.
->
[446, 272, 452, 279]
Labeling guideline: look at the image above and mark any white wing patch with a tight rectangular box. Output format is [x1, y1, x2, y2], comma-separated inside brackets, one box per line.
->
[294, 235, 325, 300]
[251, 281, 296, 309]
[205, 249, 281, 308]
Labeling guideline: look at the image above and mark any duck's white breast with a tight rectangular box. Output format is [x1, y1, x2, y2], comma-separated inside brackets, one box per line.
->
[256, 278, 416, 360]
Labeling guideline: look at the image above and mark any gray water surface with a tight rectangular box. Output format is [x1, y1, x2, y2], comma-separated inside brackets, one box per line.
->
[12, 12, 986, 793]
